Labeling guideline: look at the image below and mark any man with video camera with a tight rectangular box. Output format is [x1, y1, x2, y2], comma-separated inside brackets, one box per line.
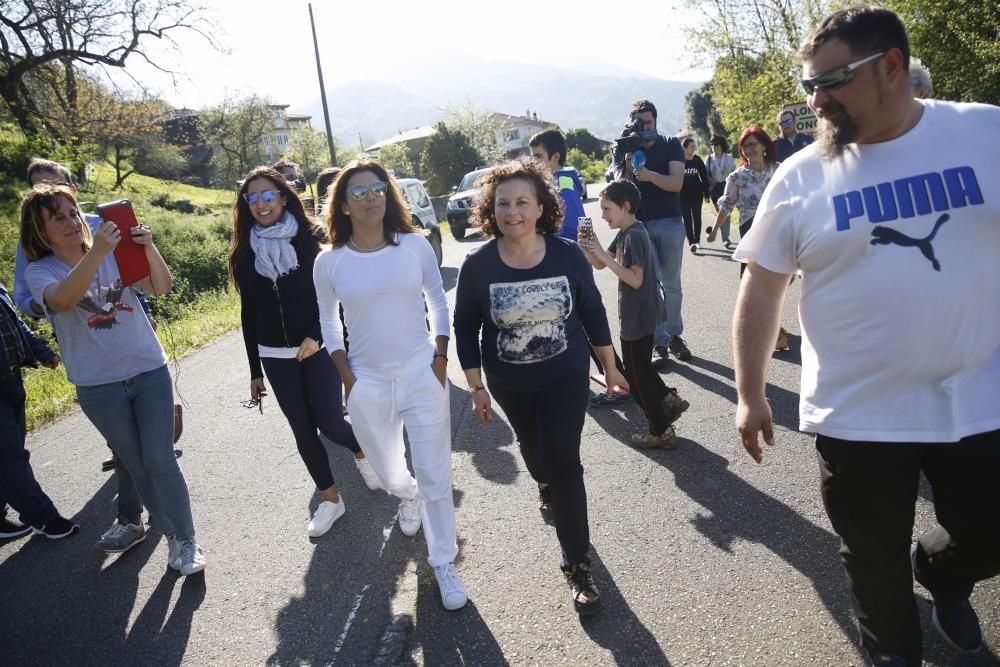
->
[611, 100, 692, 362]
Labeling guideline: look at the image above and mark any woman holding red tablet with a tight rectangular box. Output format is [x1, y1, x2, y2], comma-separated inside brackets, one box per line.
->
[20, 183, 205, 575]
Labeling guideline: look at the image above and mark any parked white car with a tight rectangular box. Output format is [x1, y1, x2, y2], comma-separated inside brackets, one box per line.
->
[397, 178, 443, 267]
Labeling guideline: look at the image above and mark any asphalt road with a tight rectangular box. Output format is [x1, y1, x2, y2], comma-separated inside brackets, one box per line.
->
[2, 196, 997, 666]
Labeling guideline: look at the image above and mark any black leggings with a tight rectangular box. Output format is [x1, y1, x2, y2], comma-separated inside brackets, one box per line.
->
[489, 365, 591, 568]
[261, 351, 361, 491]
[621, 335, 673, 435]
[681, 194, 703, 245]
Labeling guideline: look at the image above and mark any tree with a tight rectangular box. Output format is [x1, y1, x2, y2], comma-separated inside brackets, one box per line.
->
[686, 0, 832, 143]
[0, 0, 215, 137]
[199, 95, 273, 186]
[443, 100, 504, 164]
[377, 142, 415, 179]
[884, 0, 1000, 105]
[93, 94, 171, 188]
[285, 125, 331, 191]
[711, 50, 800, 143]
[565, 128, 605, 160]
[684, 82, 728, 147]
[420, 122, 481, 195]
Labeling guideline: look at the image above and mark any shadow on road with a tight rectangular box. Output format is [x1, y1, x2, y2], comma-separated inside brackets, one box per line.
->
[0, 474, 204, 665]
[441, 266, 459, 293]
[669, 357, 801, 431]
[267, 474, 421, 666]
[629, 436, 857, 646]
[582, 546, 672, 665]
[402, 595, 508, 665]
[449, 382, 520, 486]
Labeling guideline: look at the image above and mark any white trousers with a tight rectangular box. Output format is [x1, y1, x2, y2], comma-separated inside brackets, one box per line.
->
[346, 363, 458, 567]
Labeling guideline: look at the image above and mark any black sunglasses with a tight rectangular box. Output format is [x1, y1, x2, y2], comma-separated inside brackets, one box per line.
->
[801, 52, 884, 96]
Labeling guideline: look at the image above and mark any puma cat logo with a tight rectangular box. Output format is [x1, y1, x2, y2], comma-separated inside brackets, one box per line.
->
[870, 213, 950, 271]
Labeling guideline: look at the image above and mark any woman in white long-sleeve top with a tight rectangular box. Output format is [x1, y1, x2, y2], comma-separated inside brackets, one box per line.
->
[312, 160, 467, 611]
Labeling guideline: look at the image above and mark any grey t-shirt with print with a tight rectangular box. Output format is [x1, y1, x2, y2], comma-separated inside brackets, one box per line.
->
[608, 222, 666, 341]
[26, 254, 165, 386]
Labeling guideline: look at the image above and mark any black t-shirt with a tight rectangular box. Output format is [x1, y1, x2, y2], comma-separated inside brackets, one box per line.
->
[454, 235, 612, 391]
[681, 155, 709, 201]
[635, 135, 685, 221]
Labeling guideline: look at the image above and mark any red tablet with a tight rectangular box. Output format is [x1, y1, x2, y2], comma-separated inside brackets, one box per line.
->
[96, 199, 150, 286]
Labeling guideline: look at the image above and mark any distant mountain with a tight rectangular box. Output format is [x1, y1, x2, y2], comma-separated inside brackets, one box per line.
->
[298, 54, 701, 147]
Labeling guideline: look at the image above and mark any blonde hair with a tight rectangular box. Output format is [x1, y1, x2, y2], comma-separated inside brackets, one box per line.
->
[20, 184, 92, 261]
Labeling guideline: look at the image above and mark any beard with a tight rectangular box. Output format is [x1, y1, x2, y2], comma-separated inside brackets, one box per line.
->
[815, 100, 858, 160]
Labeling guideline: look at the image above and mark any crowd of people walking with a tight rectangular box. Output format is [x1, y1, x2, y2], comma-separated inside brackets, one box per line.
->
[2, 6, 997, 665]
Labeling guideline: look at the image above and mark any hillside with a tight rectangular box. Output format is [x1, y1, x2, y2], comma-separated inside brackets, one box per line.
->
[303, 54, 700, 145]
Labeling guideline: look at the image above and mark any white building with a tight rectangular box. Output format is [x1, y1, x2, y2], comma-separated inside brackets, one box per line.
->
[261, 105, 312, 156]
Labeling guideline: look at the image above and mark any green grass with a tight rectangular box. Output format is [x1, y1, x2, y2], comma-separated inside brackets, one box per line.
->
[79, 165, 236, 211]
[23, 289, 241, 430]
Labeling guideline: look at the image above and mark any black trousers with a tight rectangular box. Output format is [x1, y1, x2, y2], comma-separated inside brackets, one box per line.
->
[262, 351, 361, 491]
[816, 430, 1000, 664]
[680, 195, 703, 245]
[0, 370, 58, 526]
[621, 335, 672, 435]
[489, 365, 591, 568]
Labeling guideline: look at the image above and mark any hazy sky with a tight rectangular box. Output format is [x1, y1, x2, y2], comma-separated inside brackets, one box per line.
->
[121, 0, 711, 115]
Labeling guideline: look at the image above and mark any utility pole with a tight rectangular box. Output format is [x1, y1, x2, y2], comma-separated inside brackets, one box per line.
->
[309, 3, 337, 166]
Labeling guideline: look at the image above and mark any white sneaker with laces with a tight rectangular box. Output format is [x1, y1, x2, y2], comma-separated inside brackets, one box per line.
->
[355, 457, 382, 490]
[433, 563, 468, 610]
[308, 498, 345, 537]
[398, 498, 421, 536]
[178, 538, 206, 576]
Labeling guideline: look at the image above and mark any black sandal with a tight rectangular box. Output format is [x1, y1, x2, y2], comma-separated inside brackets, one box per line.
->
[563, 563, 601, 616]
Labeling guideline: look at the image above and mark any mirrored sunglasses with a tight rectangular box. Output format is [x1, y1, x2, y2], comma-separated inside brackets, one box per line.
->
[243, 190, 280, 206]
[778, 117, 795, 127]
[801, 52, 884, 96]
[348, 181, 388, 200]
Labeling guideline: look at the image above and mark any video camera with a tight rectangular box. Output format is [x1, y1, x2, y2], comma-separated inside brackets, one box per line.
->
[611, 117, 659, 171]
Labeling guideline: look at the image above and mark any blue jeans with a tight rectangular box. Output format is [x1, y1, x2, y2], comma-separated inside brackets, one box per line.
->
[77, 365, 195, 540]
[644, 216, 686, 346]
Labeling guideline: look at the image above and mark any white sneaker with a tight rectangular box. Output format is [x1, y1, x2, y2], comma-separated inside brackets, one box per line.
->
[167, 535, 182, 571]
[308, 498, 345, 537]
[398, 498, 421, 536]
[355, 457, 382, 490]
[433, 563, 468, 610]
[177, 538, 206, 576]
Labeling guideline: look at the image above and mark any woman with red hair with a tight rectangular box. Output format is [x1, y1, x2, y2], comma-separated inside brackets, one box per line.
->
[707, 126, 790, 350]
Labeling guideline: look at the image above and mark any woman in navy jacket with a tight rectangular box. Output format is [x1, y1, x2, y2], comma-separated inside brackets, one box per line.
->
[229, 167, 379, 538]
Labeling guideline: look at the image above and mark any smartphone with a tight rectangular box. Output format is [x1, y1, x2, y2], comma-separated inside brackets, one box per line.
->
[97, 199, 150, 286]
[578, 216, 593, 244]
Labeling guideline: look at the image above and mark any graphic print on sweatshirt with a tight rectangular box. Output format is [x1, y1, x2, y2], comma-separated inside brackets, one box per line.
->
[77, 279, 134, 329]
[489, 277, 572, 364]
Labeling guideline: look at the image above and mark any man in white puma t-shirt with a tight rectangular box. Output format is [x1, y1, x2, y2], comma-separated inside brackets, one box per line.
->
[731, 7, 1000, 665]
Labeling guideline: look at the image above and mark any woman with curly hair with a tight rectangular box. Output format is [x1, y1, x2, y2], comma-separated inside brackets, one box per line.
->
[312, 160, 466, 611]
[453, 159, 628, 617]
[229, 167, 379, 539]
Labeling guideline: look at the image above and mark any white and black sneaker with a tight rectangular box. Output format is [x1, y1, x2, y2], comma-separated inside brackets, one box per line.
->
[0, 514, 31, 539]
[32, 516, 79, 539]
